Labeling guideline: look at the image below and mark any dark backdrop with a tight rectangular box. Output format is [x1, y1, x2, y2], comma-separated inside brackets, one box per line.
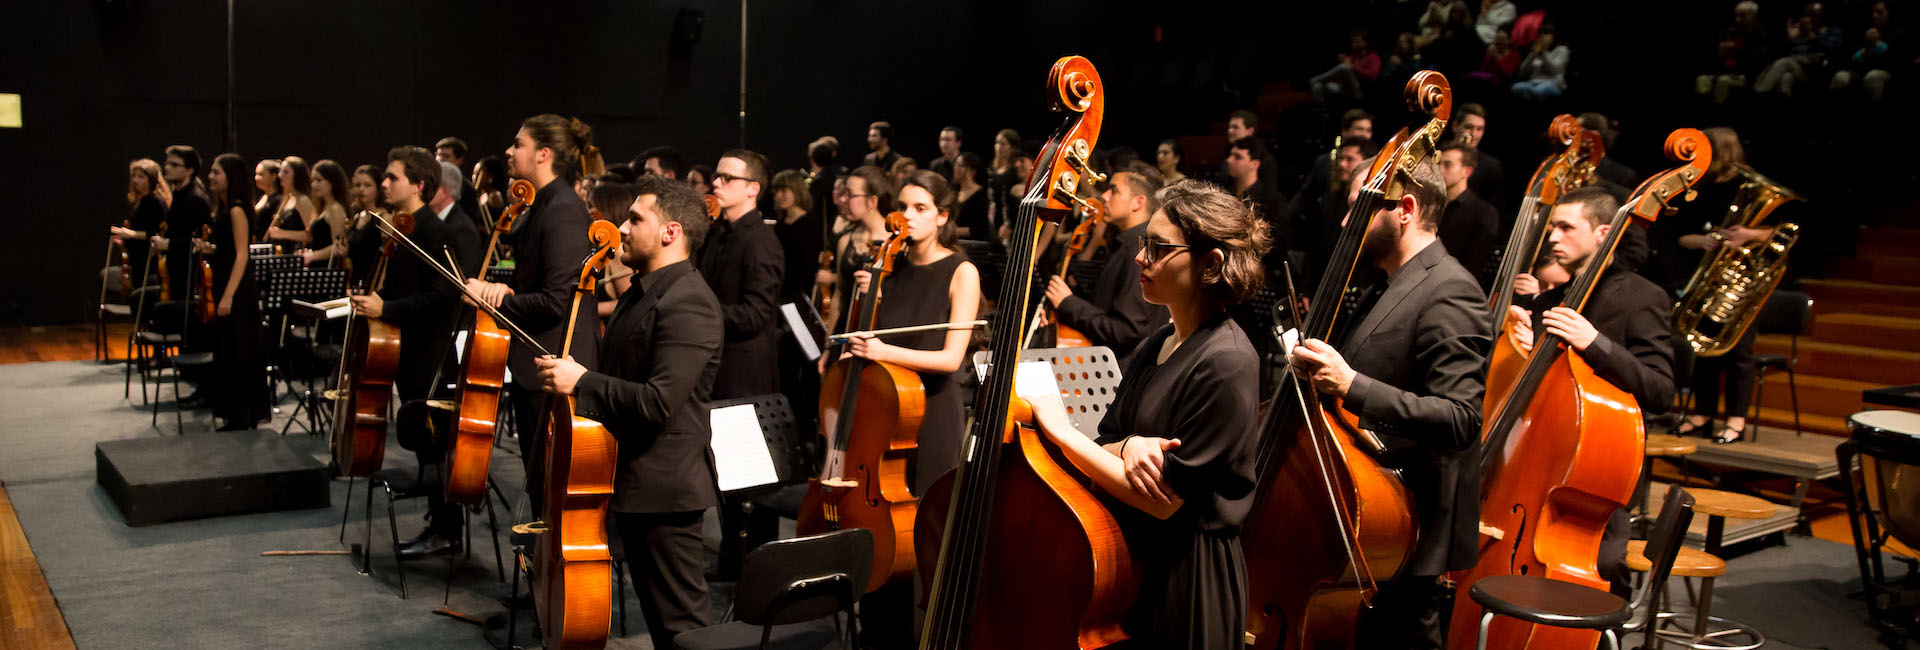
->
[1, 0, 1910, 325]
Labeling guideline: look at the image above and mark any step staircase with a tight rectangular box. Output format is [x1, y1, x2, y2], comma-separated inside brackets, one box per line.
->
[1751, 226, 1919, 435]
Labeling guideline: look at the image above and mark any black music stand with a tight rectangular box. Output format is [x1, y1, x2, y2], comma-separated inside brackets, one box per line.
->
[263, 267, 348, 436]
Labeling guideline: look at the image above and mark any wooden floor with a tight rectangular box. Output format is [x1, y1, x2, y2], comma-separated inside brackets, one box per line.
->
[0, 483, 77, 650]
[0, 323, 130, 365]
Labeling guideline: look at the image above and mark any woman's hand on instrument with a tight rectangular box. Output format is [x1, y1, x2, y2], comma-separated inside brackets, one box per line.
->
[1290, 338, 1356, 398]
[465, 279, 511, 308]
[193, 238, 215, 255]
[110, 226, 136, 238]
[151, 235, 170, 248]
[852, 269, 873, 295]
[845, 334, 893, 364]
[535, 355, 586, 396]
[299, 248, 319, 265]
[1044, 275, 1073, 308]
[1541, 306, 1598, 351]
[217, 296, 233, 318]
[815, 269, 837, 287]
[1513, 272, 1541, 296]
[1720, 226, 1769, 247]
[1122, 436, 1183, 504]
[1509, 305, 1535, 353]
[349, 293, 384, 319]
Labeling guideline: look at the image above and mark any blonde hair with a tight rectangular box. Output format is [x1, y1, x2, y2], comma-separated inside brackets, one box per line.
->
[128, 158, 171, 206]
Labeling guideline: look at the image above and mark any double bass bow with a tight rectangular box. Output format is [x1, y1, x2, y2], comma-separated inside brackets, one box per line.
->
[445, 179, 535, 506]
[798, 210, 924, 593]
[916, 55, 1136, 650]
[530, 220, 621, 650]
[1242, 71, 1452, 650]
[331, 213, 413, 477]
[1446, 128, 1710, 650]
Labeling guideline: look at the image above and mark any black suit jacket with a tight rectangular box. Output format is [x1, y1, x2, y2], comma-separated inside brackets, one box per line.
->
[1439, 189, 1500, 291]
[381, 205, 458, 399]
[1525, 267, 1676, 415]
[1467, 150, 1506, 214]
[499, 180, 599, 389]
[1337, 240, 1491, 575]
[1055, 222, 1169, 367]
[696, 209, 784, 399]
[575, 260, 724, 513]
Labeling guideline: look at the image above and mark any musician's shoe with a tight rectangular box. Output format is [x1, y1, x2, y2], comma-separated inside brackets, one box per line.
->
[177, 393, 208, 409]
[399, 533, 461, 559]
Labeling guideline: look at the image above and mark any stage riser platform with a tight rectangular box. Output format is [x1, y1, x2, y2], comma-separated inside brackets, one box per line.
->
[96, 432, 330, 527]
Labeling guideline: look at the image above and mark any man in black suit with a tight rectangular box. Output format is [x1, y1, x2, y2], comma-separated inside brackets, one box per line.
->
[1436, 139, 1501, 290]
[861, 121, 901, 172]
[1453, 103, 1506, 214]
[1289, 157, 1490, 649]
[1042, 169, 1171, 367]
[1226, 137, 1290, 253]
[435, 137, 481, 228]
[697, 149, 784, 399]
[536, 175, 723, 650]
[362, 156, 484, 558]
[1507, 186, 1675, 597]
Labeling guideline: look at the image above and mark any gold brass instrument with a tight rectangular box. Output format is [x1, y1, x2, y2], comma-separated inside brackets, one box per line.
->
[1673, 163, 1804, 357]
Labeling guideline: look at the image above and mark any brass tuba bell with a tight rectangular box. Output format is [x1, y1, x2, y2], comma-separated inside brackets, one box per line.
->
[1672, 163, 1805, 357]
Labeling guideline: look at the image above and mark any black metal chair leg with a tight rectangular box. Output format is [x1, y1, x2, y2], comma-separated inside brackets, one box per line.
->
[339, 476, 356, 544]
[485, 489, 505, 582]
[1786, 366, 1802, 436]
[386, 483, 408, 599]
[362, 475, 375, 575]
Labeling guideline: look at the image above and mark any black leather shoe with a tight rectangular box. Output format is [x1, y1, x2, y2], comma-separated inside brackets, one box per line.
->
[398, 534, 461, 559]
[397, 529, 435, 552]
[178, 393, 208, 409]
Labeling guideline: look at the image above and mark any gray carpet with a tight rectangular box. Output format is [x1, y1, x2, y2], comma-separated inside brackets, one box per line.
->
[0, 360, 737, 650]
[0, 360, 1910, 649]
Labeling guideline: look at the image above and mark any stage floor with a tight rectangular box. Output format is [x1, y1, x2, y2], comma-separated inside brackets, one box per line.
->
[0, 357, 1908, 649]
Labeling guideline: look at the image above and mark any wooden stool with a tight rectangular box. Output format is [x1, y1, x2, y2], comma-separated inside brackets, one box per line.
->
[1637, 434, 1699, 535]
[1637, 487, 1772, 649]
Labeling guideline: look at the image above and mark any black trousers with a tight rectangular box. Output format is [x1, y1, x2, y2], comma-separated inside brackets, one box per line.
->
[1354, 573, 1449, 650]
[395, 398, 461, 538]
[1598, 507, 1633, 598]
[1690, 326, 1758, 421]
[615, 510, 714, 649]
[509, 384, 553, 514]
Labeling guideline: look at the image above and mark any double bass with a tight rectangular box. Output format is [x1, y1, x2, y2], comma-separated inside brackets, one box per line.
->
[331, 213, 412, 477]
[1243, 71, 1451, 650]
[445, 179, 535, 506]
[1446, 128, 1710, 650]
[916, 55, 1137, 650]
[531, 220, 621, 650]
[798, 211, 923, 593]
[1485, 115, 1606, 409]
[1051, 198, 1105, 348]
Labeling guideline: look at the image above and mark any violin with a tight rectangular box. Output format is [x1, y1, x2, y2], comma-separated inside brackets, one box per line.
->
[916, 55, 1137, 650]
[195, 224, 216, 323]
[446, 179, 535, 506]
[330, 212, 413, 477]
[813, 250, 836, 315]
[530, 220, 621, 650]
[1052, 198, 1104, 348]
[1242, 72, 1452, 650]
[111, 220, 134, 296]
[703, 194, 721, 220]
[155, 223, 172, 302]
[1446, 128, 1709, 650]
[798, 211, 923, 593]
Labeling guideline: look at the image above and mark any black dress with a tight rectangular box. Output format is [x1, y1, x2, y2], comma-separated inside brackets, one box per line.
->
[1091, 313, 1260, 650]
[773, 211, 823, 302]
[304, 208, 334, 267]
[126, 194, 166, 282]
[211, 200, 270, 428]
[268, 201, 305, 253]
[871, 250, 972, 496]
[954, 188, 991, 242]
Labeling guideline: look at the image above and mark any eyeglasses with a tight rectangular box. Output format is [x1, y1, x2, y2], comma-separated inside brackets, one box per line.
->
[163, 161, 184, 168]
[846, 193, 872, 199]
[712, 171, 754, 185]
[1139, 237, 1195, 263]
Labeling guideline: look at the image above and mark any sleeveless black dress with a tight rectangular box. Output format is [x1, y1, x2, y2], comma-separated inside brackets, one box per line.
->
[211, 199, 270, 429]
[870, 250, 972, 495]
[304, 207, 334, 267]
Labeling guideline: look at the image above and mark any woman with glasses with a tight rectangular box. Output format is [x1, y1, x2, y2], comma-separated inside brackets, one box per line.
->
[818, 165, 895, 337]
[1013, 179, 1269, 650]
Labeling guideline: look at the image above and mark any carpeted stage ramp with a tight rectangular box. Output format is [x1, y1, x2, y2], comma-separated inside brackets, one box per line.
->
[0, 359, 1904, 649]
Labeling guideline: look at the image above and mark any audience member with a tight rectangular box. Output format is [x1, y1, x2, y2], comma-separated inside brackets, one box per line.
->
[1755, 2, 1843, 98]
[1310, 30, 1383, 102]
[1476, 0, 1517, 44]
[1696, 1, 1772, 104]
[1510, 24, 1570, 102]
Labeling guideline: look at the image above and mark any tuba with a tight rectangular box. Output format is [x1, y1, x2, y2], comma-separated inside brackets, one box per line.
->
[1673, 163, 1804, 357]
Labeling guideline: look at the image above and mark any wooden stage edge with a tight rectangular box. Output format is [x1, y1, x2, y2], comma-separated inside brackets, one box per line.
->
[0, 482, 78, 650]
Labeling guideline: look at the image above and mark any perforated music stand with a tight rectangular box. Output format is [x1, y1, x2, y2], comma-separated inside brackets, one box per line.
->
[971, 346, 1125, 436]
[260, 266, 348, 436]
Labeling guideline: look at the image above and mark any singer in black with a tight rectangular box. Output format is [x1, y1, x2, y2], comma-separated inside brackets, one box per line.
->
[467, 115, 602, 511]
[1288, 158, 1491, 649]
[536, 175, 723, 650]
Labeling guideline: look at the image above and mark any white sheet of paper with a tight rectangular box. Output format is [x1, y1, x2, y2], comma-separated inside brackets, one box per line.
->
[781, 303, 822, 361]
[709, 404, 780, 492]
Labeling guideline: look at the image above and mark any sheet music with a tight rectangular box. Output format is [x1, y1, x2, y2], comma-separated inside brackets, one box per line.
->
[291, 297, 352, 320]
[709, 404, 780, 492]
[781, 303, 822, 361]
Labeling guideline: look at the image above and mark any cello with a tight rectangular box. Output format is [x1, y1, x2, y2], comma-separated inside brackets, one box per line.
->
[797, 211, 924, 593]
[330, 212, 412, 477]
[1446, 128, 1710, 650]
[916, 55, 1137, 650]
[1242, 71, 1451, 650]
[445, 179, 535, 506]
[531, 220, 621, 650]
[1484, 116, 1606, 410]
